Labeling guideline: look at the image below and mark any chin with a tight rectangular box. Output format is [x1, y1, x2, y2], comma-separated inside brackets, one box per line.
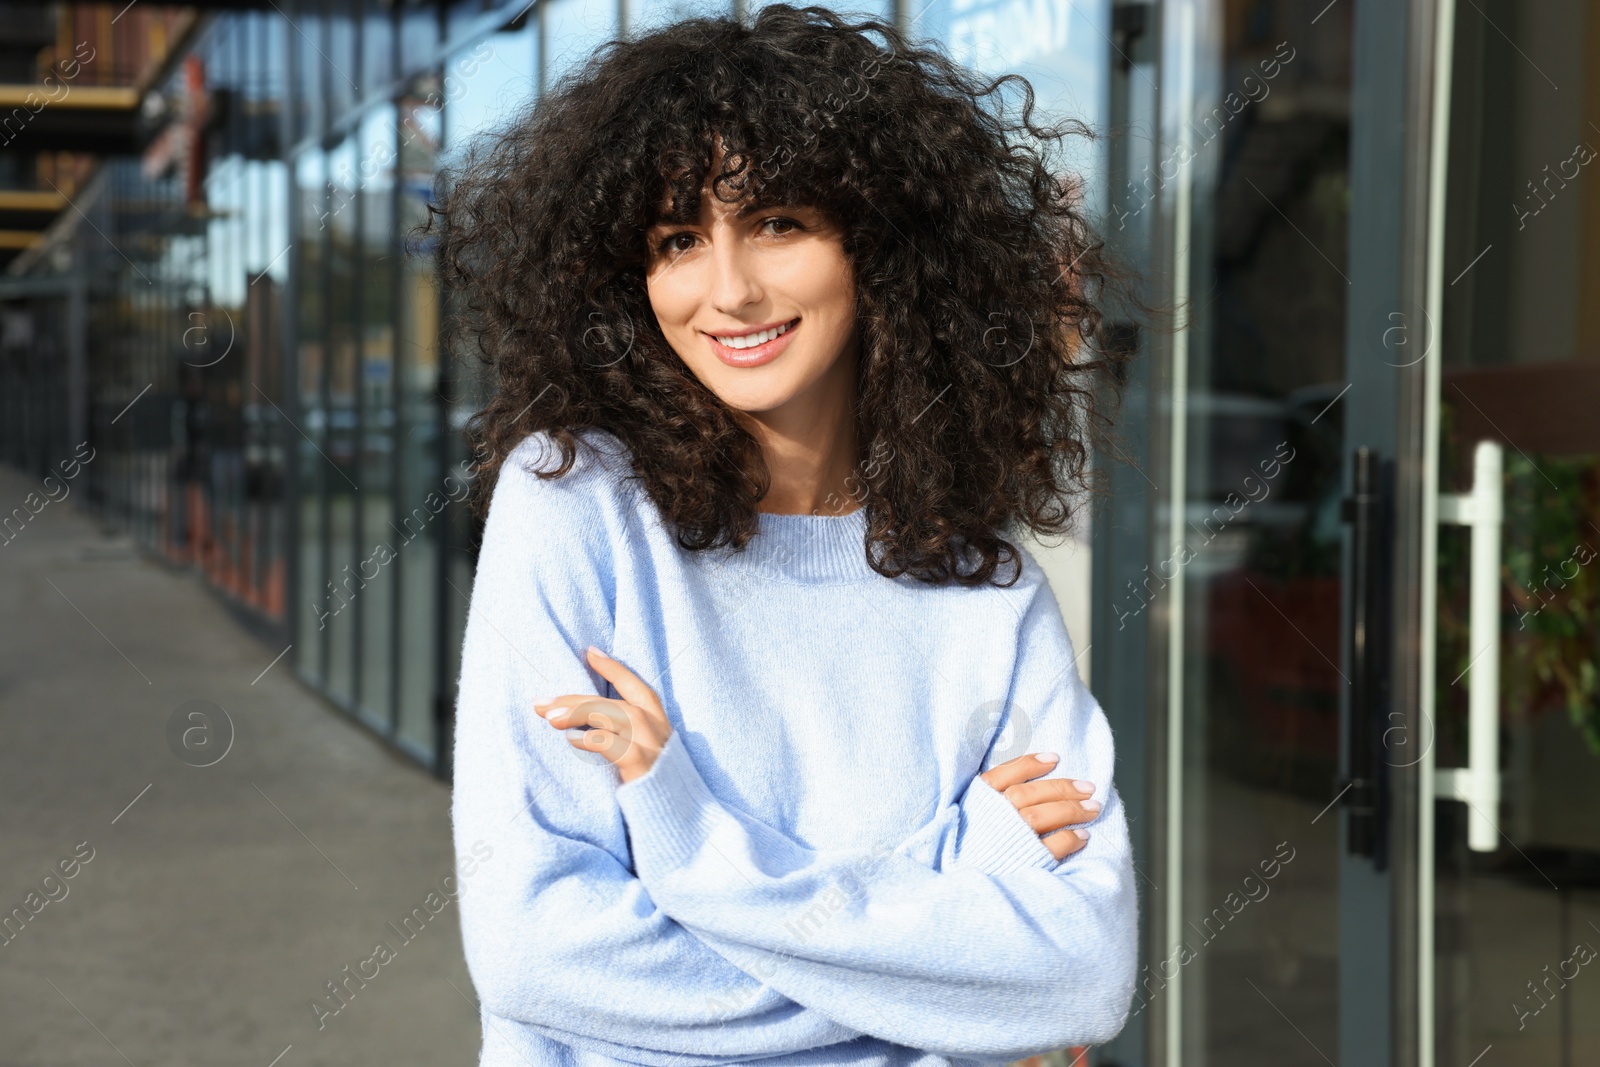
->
[712, 386, 793, 415]
[684, 366, 786, 413]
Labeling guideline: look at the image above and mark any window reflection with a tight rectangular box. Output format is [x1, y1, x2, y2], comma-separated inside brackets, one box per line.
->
[296, 148, 328, 682]
[541, 0, 615, 93]
[440, 23, 536, 161]
[630, 0, 728, 37]
[1436, 2, 1600, 1062]
[397, 75, 443, 754]
[400, 0, 441, 74]
[360, 104, 400, 728]
[327, 0, 360, 123]
[1174, 3, 1352, 1064]
[292, 3, 325, 144]
[364, 0, 398, 97]
[325, 137, 360, 705]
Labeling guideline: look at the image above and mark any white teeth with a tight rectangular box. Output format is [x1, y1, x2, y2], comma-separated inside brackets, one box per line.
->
[715, 320, 795, 349]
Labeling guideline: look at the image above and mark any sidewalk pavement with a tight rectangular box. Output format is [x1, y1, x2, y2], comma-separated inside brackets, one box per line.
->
[0, 464, 482, 1066]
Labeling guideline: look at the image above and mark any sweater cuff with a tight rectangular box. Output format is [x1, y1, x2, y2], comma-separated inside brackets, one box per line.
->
[615, 728, 721, 879]
[957, 774, 1063, 877]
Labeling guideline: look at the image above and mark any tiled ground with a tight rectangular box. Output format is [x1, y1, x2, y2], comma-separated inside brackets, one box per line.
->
[0, 464, 480, 1066]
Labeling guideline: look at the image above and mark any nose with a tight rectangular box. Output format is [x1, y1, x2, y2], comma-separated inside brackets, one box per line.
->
[708, 231, 762, 315]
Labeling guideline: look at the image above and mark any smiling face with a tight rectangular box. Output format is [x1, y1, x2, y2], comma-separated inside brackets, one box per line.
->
[642, 168, 860, 434]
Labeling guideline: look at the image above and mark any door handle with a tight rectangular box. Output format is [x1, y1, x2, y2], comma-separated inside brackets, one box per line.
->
[1339, 446, 1390, 859]
[1434, 439, 1503, 852]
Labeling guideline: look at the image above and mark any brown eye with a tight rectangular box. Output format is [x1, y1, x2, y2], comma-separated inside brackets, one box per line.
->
[763, 217, 801, 236]
[655, 232, 695, 255]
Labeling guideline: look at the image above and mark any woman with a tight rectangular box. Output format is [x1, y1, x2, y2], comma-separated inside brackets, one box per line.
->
[433, 5, 1140, 1065]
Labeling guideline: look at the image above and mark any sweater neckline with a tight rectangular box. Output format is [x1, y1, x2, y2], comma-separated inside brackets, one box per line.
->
[710, 505, 879, 585]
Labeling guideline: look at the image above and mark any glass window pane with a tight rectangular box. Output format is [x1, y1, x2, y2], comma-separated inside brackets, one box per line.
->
[397, 74, 442, 753]
[325, 137, 359, 706]
[243, 18, 294, 623]
[199, 155, 241, 600]
[359, 103, 399, 727]
[440, 22, 537, 160]
[744, 0, 885, 20]
[912, 0, 1109, 192]
[327, 0, 360, 121]
[1168, 4, 1352, 1063]
[292, 3, 325, 144]
[1435, 3, 1600, 1063]
[540, 0, 616, 95]
[630, 0, 727, 37]
[400, 0, 440, 75]
[294, 148, 328, 682]
[364, 0, 397, 95]
[260, 12, 290, 129]
[249, 158, 292, 620]
[445, 0, 498, 46]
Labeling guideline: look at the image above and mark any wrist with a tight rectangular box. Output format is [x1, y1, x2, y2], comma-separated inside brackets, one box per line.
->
[956, 774, 1062, 877]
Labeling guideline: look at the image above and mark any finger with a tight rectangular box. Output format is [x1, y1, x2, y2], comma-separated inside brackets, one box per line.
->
[535, 694, 596, 722]
[1015, 798, 1102, 836]
[979, 752, 1060, 793]
[585, 647, 668, 723]
[541, 696, 624, 729]
[578, 699, 637, 737]
[563, 726, 633, 764]
[565, 726, 661, 781]
[1041, 827, 1090, 862]
[1003, 777, 1097, 810]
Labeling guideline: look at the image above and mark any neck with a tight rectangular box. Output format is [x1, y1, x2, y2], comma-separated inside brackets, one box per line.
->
[739, 346, 861, 516]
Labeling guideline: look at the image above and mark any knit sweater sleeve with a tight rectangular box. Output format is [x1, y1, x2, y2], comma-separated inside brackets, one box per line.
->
[452, 434, 1041, 1063]
[452, 433, 864, 1063]
[614, 567, 1140, 1060]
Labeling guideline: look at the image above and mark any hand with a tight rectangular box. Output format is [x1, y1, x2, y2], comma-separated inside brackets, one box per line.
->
[535, 647, 673, 785]
[980, 752, 1099, 862]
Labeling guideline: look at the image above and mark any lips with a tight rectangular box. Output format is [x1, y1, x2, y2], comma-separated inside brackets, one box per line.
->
[706, 317, 800, 368]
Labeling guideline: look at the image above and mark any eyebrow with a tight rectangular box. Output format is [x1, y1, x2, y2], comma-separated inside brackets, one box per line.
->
[648, 200, 797, 228]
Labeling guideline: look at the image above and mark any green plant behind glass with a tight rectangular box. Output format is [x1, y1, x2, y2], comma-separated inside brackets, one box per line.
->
[1500, 449, 1600, 754]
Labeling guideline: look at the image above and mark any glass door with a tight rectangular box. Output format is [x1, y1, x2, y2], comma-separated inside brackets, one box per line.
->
[1108, 0, 1472, 1058]
[1137, 0, 1385, 1063]
[1424, 1, 1600, 1064]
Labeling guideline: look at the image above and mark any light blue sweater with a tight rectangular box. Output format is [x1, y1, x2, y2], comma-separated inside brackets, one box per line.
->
[451, 428, 1138, 1067]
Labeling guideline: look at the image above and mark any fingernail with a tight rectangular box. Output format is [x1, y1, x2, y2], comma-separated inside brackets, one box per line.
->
[1073, 829, 1090, 840]
[565, 728, 589, 743]
[1082, 800, 1101, 815]
[1072, 780, 1095, 794]
[587, 645, 610, 659]
[533, 696, 554, 708]
[1036, 752, 1059, 763]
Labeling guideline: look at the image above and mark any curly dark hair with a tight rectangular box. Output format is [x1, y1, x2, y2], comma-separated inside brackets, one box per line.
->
[426, 3, 1143, 587]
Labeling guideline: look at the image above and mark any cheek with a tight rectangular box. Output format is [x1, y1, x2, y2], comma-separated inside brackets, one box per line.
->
[645, 280, 714, 376]
[783, 248, 854, 321]
[645, 275, 698, 344]
[813, 263, 858, 344]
